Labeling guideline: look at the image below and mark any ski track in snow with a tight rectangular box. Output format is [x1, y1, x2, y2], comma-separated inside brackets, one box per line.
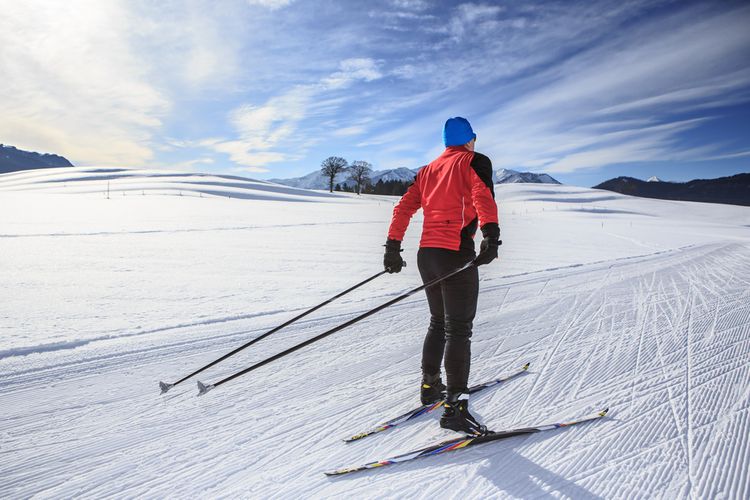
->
[1, 173, 749, 499]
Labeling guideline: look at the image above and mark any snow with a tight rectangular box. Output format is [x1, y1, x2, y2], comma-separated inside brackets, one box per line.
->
[647, 176, 664, 182]
[1, 168, 749, 498]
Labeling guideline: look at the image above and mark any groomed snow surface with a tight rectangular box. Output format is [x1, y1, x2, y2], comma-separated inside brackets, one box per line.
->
[1, 167, 749, 499]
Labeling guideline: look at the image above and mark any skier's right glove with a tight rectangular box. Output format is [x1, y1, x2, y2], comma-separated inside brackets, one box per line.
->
[473, 223, 501, 267]
[383, 239, 405, 273]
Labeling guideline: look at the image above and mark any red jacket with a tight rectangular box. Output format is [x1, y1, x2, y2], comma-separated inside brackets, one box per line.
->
[388, 146, 498, 251]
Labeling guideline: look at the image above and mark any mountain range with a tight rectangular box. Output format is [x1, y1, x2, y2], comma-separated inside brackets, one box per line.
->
[1, 144, 74, 174]
[594, 174, 750, 207]
[270, 167, 560, 190]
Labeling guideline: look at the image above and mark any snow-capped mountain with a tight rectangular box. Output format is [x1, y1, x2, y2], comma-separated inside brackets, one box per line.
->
[271, 166, 559, 190]
[370, 167, 416, 184]
[647, 176, 663, 182]
[270, 167, 417, 190]
[494, 168, 560, 184]
[268, 169, 349, 190]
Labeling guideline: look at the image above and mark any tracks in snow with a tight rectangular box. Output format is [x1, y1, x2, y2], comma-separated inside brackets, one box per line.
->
[1, 242, 749, 498]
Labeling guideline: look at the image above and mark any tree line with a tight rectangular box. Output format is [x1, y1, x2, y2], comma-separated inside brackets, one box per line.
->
[320, 156, 411, 196]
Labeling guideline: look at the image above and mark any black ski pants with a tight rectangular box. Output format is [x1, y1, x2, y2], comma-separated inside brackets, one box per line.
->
[417, 247, 478, 393]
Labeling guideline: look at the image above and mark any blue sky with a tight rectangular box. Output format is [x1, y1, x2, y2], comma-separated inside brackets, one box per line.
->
[1, 0, 749, 186]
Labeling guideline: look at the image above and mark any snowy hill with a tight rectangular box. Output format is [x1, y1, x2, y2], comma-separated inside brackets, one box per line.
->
[647, 176, 663, 182]
[0, 166, 340, 201]
[1, 171, 749, 498]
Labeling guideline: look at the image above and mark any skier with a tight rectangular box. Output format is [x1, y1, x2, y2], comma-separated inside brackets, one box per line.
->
[383, 116, 500, 435]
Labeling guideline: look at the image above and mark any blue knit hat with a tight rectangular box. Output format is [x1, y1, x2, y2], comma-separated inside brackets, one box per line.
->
[443, 117, 476, 147]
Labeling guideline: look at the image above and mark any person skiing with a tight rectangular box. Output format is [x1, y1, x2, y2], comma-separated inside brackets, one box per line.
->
[383, 116, 500, 436]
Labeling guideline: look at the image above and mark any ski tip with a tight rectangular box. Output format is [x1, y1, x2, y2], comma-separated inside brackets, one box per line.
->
[344, 430, 373, 443]
[159, 381, 174, 394]
[324, 467, 357, 476]
[522, 362, 530, 370]
[599, 408, 609, 417]
[197, 380, 215, 396]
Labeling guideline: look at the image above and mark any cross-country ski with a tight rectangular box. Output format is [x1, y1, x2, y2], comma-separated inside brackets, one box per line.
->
[327, 408, 609, 476]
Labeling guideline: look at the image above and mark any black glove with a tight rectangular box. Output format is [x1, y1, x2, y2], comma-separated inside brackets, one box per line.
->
[473, 223, 501, 267]
[383, 239, 405, 273]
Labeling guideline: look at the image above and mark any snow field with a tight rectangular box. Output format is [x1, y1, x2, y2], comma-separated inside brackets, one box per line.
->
[1, 168, 749, 498]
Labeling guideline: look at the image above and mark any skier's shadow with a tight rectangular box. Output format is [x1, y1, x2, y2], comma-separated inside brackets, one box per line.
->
[473, 436, 602, 499]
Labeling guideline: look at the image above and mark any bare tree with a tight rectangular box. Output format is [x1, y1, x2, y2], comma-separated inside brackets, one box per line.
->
[348, 160, 372, 195]
[320, 156, 348, 193]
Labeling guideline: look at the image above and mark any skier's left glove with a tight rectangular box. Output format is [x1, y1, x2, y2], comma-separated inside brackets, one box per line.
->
[383, 239, 405, 273]
[473, 223, 501, 267]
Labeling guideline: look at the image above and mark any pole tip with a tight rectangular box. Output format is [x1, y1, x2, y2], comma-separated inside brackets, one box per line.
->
[159, 381, 174, 394]
[197, 380, 215, 396]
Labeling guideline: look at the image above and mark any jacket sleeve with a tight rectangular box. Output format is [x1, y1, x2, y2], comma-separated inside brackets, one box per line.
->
[469, 152, 499, 228]
[387, 172, 422, 241]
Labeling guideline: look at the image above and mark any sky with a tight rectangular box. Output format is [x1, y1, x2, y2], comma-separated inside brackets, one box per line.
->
[1, 0, 749, 187]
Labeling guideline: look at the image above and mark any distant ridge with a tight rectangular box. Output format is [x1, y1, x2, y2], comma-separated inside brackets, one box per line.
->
[594, 174, 750, 207]
[1, 144, 74, 174]
[270, 166, 560, 190]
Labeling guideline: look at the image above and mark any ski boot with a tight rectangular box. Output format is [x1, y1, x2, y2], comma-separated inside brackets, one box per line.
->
[420, 372, 446, 405]
[440, 392, 488, 435]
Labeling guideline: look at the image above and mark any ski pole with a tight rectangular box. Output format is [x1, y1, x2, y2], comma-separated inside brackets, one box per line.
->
[159, 269, 389, 394]
[197, 261, 475, 395]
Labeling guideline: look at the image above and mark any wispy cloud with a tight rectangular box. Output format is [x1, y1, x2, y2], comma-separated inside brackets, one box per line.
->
[473, 3, 750, 174]
[247, 0, 294, 10]
[321, 58, 384, 89]
[448, 3, 505, 41]
[199, 58, 384, 169]
[333, 126, 368, 137]
[698, 149, 750, 161]
[388, 0, 429, 10]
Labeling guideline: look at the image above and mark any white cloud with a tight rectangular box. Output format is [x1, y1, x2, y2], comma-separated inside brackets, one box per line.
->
[698, 150, 750, 161]
[246, 0, 294, 10]
[389, 0, 429, 11]
[333, 126, 367, 137]
[202, 58, 384, 169]
[321, 58, 384, 89]
[449, 3, 505, 41]
[0, 0, 169, 166]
